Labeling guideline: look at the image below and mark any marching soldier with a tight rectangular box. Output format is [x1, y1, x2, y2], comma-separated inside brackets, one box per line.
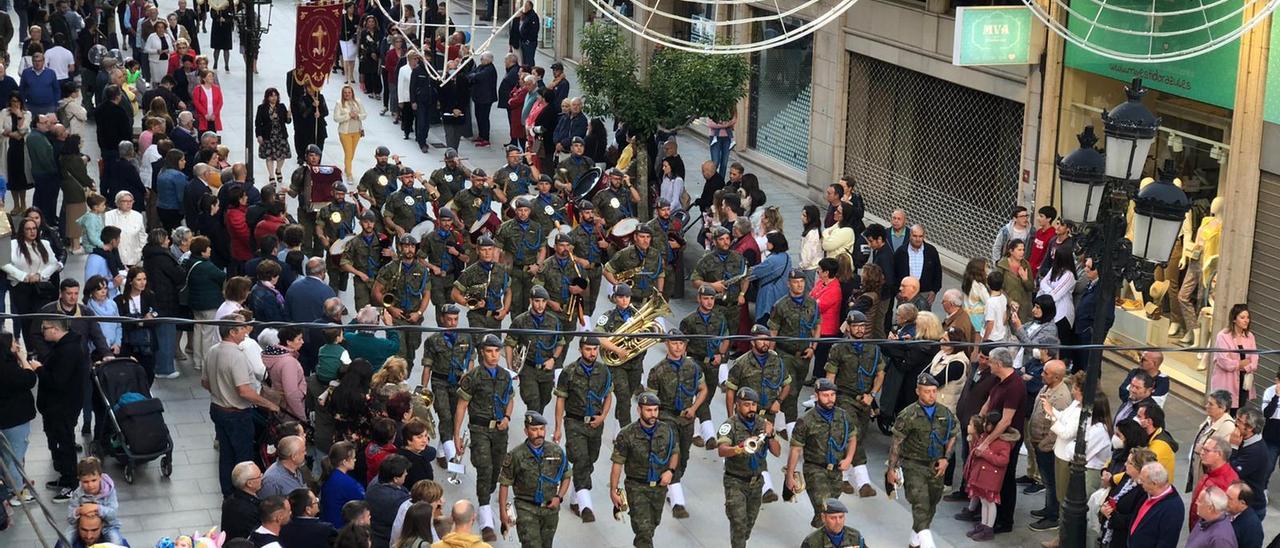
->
[768, 269, 821, 437]
[495, 145, 539, 198]
[692, 226, 749, 335]
[680, 285, 729, 448]
[339, 211, 387, 310]
[715, 386, 781, 548]
[288, 144, 344, 255]
[356, 146, 400, 211]
[371, 235, 431, 362]
[604, 224, 663, 304]
[887, 374, 958, 548]
[452, 236, 512, 329]
[785, 379, 855, 527]
[569, 200, 608, 316]
[423, 304, 474, 467]
[553, 337, 613, 523]
[645, 198, 685, 299]
[529, 175, 567, 236]
[593, 168, 641, 229]
[454, 334, 517, 542]
[429, 147, 472, 206]
[315, 182, 359, 292]
[382, 166, 433, 240]
[422, 208, 470, 318]
[498, 410, 571, 548]
[450, 169, 505, 235]
[609, 392, 680, 548]
[826, 310, 883, 497]
[535, 234, 588, 338]
[560, 136, 594, 190]
[596, 284, 643, 426]
[495, 197, 547, 314]
[505, 286, 565, 414]
[800, 499, 867, 548]
[724, 324, 790, 503]
[643, 330, 706, 519]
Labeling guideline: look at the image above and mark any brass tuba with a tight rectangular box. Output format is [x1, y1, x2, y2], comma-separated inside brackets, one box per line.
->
[611, 266, 642, 288]
[413, 385, 434, 408]
[600, 296, 671, 367]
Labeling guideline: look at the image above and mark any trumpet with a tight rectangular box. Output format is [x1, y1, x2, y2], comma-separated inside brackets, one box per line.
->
[742, 432, 769, 454]
[412, 384, 434, 408]
[447, 429, 470, 485]
[613, 487, 629, 521]
[790, 468, 806, 497]
[382, 292, 398, 307]
[600, 295, 671, 367]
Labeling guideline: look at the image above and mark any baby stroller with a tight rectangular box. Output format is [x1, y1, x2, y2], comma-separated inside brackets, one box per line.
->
[91, 357, 174, 483]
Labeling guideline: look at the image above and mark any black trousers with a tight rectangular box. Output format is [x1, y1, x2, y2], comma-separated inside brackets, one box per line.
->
[474, 101, 493, 141]
[43, 412, 78, 486]
[995, 446, 1022, 529]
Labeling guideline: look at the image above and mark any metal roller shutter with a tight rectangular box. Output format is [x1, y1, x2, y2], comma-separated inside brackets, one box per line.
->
[1247, 172, 1280, 388]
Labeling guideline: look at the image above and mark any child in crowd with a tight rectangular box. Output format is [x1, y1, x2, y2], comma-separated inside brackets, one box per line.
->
[316, 328, 351, 384]
[65, 457, 124, 544]
[363, 418, 399, 485]
[962, 412, 1017, 542]
[983, 270, 1008, 343]
[76, 193, 107, 254]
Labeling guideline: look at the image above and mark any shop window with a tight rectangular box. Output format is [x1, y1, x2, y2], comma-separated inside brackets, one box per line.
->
[747, 13, 813, 171]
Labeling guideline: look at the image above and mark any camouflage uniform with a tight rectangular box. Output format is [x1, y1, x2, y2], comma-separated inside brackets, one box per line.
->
[357, 162, 400, 210]
[680, 308, 729, 424]
[800, 526, 866, 548]
[717, 414, 772, 548]
[611, 419, 679, 548]
[505, 310, 565, 413]
[554, 359, 612, 493]
[559, 153, 594, 192]
[529, 192, 568, 236]
[596, 305, 642, 425]
[449, 185, 494, 234]
[496, 162, 536, 199]
[568, 222, 605, 316]
[645, 356, 704, 481]
[827, 341, 881, 466]
[645, 216, 682, 299]
[316, 200, 358, 292]
[339, 233, 385, 310]
[768, 295, 820, 423]
[289, 164, 341, 255]
[430, 164, 471, 206]
[495, 218, 546, 314]
[498, 440, 569, 548]
[790, 405, 855, 521]
[383, 187, 433, 236]
[692, 250, 748, 336]
[724, 351, 790, 424]
[458, 364, 516, 505]
[592, 186, 634, 229]
[454, 262, 511, 329]
[374, 260, 431, 361]
[892, 401, 959, 532]
[604, 245, 663, 303]
[424, 332, 474, 443]
[422, 227, 468, 316]
[534, 254, 583, 364]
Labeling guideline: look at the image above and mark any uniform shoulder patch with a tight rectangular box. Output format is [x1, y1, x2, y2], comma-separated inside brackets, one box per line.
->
[717, 422, 732, 437]
[596, 315, 609, 327]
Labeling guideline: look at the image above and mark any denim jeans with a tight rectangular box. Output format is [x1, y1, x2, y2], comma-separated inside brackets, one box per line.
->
[414, 104, 432, 146]
[154, 322, 177, 376]
[1034, 449, 1058, 520]
[0, 422, 31, 498]
[210, 405, 255, 497]
[709, 132, 733, 177]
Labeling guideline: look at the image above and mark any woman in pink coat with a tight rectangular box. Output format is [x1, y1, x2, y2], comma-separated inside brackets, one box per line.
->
[261, 326, 308, 422]
[192, 69, 224, 133]
[1211, 303, 1258, 413]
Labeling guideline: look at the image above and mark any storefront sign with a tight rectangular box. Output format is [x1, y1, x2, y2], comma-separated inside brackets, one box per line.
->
[952, 7, 1033, 66]
[1265, 15, 1280, 123]
[1062, 0, 1241, 109]
[692, 14, 716, 45]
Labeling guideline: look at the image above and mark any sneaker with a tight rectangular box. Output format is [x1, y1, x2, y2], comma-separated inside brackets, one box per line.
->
[972, 525, 995, 541]
[156, 371, 181, 379]
[1023, 483, 1045, 495]
[45, 480, 63, 491]
[954, 509, 980, 522]
[943, 491, 968, 502]
[858, 484, 877, 498]
[9, 489, 33, 506]
[762, 490, 779, 503]
[1030, 508, 1049, 519]
[671, 504, 688, 519]
[992, 523, 1013, 534]
[52, 487, 73, 503]
[580, 507, 595, 523]
[1015, 475, 1036, 485]
[1028, 518, 1059, 532]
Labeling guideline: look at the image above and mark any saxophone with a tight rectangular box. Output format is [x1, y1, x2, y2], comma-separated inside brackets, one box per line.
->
[600, 296, 671, 367]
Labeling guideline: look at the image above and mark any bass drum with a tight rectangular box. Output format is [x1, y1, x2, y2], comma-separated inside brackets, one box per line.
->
[545, 224, 573, 247]
[608, 217, 640, 250]
[410, 219, 436, 242]
[572, 167, 605, 202]
[470, 210, 500, 239]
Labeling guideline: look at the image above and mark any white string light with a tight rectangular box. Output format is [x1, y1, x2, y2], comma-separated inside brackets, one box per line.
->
[1022, 0, 1280, 62]
[370, 0, 519, 84]
[584, 0, 861, 55]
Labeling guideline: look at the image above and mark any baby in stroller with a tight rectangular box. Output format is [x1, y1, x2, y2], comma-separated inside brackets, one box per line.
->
[64, 456, 124, 544]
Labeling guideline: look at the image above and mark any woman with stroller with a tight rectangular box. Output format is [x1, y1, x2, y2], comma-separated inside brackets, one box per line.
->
[114, 267, 158, 385]
[83, 276, 121, 356]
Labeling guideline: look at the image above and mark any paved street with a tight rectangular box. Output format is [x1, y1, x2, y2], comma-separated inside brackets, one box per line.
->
[3, 1, 1279, 547]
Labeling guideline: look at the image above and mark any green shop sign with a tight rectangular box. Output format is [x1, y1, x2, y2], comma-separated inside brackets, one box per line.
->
[1062, 0, 1241, 110]
[1265, 14, 1280, 123]
[952, 6, 1034, 66]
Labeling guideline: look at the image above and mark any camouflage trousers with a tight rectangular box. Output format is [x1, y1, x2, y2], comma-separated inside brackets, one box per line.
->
[903, 460, 944, 532]
[468, 309, 503, 330]
[430, 379, 461, 441]
[514, 499, 559, 548]
[779, 351, 811, 424]
[659, 413, 695, 482]
[470, 424, 510, 504]
[693, 356, 719, 424]
[518, 365, 555, 415]
[565, 417, 604, 490]
[723, 474, 763, 548]
[510, 267, 535, 318]
[802, 464, 843, 523]
[835, 395, 872, 467]
[351, 275, 375, 310]
[393, 316, 424, 363]
[429, 274, 453, 320]
[624, 480, 666, 548]
[612, 359, 643, 426]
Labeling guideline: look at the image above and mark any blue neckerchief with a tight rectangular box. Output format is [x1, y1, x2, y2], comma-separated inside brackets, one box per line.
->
[526, 441, 567, 505]
[853, 345, 880, 392]
[513, 220, 542, 263]
[335, 208, 353, 237]
[530, 314, 560, 364]
[826, 529, 845, 547]
[816, 405, 835, 423]
[852, 342, 864, 353]
[527, 441, 544, 459]
[480, 261, 494, 272]
[487, 367, 513, 420]
[927, 411, 953, 459]
[640, 424, 657, 437]
[556, 257, 572, 302]
[698, 310, 723, 359]
[517, 219, 530, 231]
[642, 422, 675, 483]
[716, 251, 730, 263]
[669, 358, 701, 412]
[740, 416, 766, 471]
[486, 366, 499, 379]
[582, 359, 612, 417]
[754, 352, 784, 408]
[443, 333, 457, 346]
[447, 343, 472, 385]
[790, 295, 805, 306]
[435, 231, 456, 272]
[362, 235, 379, 277]
[398, 262, 428, 310]
[922, 404, 936, 420]
[817, 405, 851, 465]
[619, 308, 632, 323]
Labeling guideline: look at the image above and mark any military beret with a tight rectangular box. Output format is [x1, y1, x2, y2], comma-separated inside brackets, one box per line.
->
[538, 174, 554, 184]
[444, 148, 460, 159]
[397, 235, 418, 246]
[477, 236, 496, 247]
[332, 182, 348, 193]
[666, 328, 685, 338]
[555, 234, 573, 245]
[710, 226, 730, 239]
[359, 211, 378, 222]
[577, 200, 595, 211]
[530, 286, 549, 300]
[916, 373, 939, 387]
[656, 198, 672, 209]
[606, 167, 624, 177]
[612, 284, 632, 298]
[551, 62, 564, 71]
[821, 499, 848, 514]
[480, 334, 503, 348]
[570, 136, 585, 145]
[441, 304, 462, 315]
[375, 145, 392, 157]
[504, 145, 521, 154]
[472, 168, 488, 178]
[524, 411, 548, 426]
[846, 310, 868, 323]
[637, 392, 660, 407]
[750, 324, 771, 337]
[788, 269, 805, 280]
[581, 336, 602, 347]
[437, 207, 457, 220]
[635, 224, 653, 235]
[514, 197, 532, 209]
[737, 387, 760, 403]
[697, 285, 717, 297]
[306, 144, 322, 156]
[399, 166, 415, 176]
[815, 378, 837, 393]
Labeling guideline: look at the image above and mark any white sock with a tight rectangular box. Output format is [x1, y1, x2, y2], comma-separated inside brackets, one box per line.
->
[785, 421, 796, 437]
[910, 531, 920, 546]
[443, 440, 456, 460]
[667, 483, 685, 506]
[478, 505, 495, 530]
[577, 488, 594, 511]
[760, 471, 774, 493]
[852, 465, 871, 488]
[919, 529, 936, 548]
[700, 420, 716, 441]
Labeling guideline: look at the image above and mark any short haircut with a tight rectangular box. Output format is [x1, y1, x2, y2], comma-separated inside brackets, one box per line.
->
[190, 235, 211, 256]
[988, 347, 1016, 369]
[323, 327, 342, 344]
[287, 488, 314, 517]
[256, 259, 283, 281]
[100, 225, 122, 243]
[1038, 205, 1057, 220]
[259, 495, 289, 522]
[224, 276, 254, 302]
[1236, 408, 1265, 435]
[370, 418, 397, 446]
[1207, 389, 1232, 411]
[60, 278, 80, 292]
[410, 479, 444, 504]
[218, 313, 246, 339]
[231, 461, 259, 490]
[1130, 370, 1154, 390]
[341, 500, 368, 524]
[863, 223, 887, 242]
[1009, 205, 1027, 219]
[276, 436, 305, 460]
[451, 500, 477, 526]
[276, 326, 304, 345]
[77, 456, 103, 477]
[1141, 461, 1168, 485]
[1138, 401, 1165, 429]
[1230, 480, 1254, 505]
[1200, 485, 1228, 513]
[1204, 435, 1232, 461]
[42, 318, 70, 333]
[378, 454, 411, 483]
[986, 269, 1004, 292]
[402, 418, 429, 441]
[307, 257, 327, 276]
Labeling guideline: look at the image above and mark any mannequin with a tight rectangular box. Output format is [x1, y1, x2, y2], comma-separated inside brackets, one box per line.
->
[1177, 196, 1222, 345]
[1165, 199, 1196, 334]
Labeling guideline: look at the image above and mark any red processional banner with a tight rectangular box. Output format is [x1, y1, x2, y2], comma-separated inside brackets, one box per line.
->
[294, 1, 343, 90]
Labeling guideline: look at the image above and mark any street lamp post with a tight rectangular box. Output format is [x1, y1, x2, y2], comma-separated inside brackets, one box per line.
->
[235, 0, 272, 180]
[1057, 78, 1190, 548]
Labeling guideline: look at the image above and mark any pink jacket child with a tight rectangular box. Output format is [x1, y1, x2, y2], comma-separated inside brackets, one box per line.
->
[963, 425, 1020, 504]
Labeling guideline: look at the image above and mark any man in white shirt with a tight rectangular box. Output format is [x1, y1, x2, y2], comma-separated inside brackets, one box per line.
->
[397, 51, 419, 140]
[44, 41, 76, 83]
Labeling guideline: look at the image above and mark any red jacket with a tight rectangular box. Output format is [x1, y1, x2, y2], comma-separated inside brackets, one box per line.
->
[1029, 227, 1055, 276]
[507, 86, 528, 140]
[1188, 462, 1238, 530]
[226, 206, 252, 261]
[192, 84, 224, 132]
[254, 213, 287, 246]
[810, 276, 843, 336]
[383, 48, 401, 82]
[963, 431, 1015, 495]
[365, 442, 398, 485]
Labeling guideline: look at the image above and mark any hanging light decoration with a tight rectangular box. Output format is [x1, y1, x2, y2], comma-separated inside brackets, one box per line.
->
[584, 0, 861, 54]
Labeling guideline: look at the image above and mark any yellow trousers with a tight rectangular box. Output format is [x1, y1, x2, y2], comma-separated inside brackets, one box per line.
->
[339, 132, 361, 179]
